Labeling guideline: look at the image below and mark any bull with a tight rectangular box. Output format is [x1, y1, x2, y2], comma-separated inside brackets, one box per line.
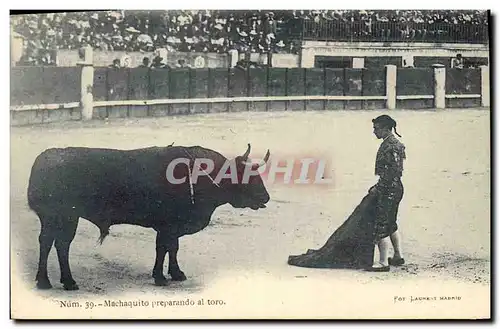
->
[27, 143, 270, 290]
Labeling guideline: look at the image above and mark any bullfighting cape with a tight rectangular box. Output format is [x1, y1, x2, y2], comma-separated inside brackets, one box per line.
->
[287, 192, 376, 269]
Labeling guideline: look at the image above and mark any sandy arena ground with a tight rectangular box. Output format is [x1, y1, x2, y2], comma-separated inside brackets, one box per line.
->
[9, 109, 491, 319]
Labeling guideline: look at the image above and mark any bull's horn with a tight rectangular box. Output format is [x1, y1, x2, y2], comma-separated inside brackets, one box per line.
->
[250, 150, 271, 169]
[242, 143, 251, 160]
[263, 149, 270, 163]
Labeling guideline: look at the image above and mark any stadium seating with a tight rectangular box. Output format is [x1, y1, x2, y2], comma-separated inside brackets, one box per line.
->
[11, 10, 489, 66]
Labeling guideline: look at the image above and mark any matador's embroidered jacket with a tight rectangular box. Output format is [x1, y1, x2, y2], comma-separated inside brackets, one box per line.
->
[375, 134, 406, 187]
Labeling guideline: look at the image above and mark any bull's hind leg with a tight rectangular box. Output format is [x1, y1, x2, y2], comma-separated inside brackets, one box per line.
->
[54, 216, 80, 290]
[167, 238, 186, 281]
[35, 216, 55, 290]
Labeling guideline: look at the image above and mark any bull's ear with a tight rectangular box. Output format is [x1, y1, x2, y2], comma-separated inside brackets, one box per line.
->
[235, 156, 248, 167]
[241, 143, 251, 161]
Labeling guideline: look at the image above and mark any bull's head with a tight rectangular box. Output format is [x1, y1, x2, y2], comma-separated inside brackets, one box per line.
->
[227, 144, 270, 210]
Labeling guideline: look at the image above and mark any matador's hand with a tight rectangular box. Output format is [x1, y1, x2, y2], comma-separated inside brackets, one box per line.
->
[369, 185, 379, 195]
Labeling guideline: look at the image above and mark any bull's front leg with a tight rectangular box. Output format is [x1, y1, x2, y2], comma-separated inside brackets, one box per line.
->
[152, 230, 168, 286]
[167, 237, 186, 281]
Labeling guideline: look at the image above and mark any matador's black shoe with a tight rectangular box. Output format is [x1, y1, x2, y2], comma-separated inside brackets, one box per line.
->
[365, 264, 390, 272]
[388, 257, 405, 266]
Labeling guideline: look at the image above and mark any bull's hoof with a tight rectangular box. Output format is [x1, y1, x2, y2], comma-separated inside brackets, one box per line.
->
[61, 279, 80, 290]
[63, 282, 79, 291]
[154, 277, 169, 286]
[170, 271, 187, 281]
[36, 280, 53, 290]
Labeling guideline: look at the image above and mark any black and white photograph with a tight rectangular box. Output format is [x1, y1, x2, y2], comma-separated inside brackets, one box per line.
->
[9, 8, 491, 320]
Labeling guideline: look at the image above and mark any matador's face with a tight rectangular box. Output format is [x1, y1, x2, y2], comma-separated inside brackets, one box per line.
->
[373, 123, 389, 139]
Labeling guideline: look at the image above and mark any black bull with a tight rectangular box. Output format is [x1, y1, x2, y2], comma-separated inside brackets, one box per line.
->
[27, 143, 270, 290]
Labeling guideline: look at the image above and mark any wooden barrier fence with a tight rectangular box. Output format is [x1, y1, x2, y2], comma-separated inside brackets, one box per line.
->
[9, 52, 490, 125]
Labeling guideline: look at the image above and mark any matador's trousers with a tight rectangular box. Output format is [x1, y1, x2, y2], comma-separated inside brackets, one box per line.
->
[373, 178, 404, 242]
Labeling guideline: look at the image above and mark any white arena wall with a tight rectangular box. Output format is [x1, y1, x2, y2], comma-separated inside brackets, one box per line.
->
[300, 41, 490, 68]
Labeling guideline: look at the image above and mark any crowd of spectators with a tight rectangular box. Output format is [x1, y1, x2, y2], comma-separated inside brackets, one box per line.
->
[302, 10, 489, 42]
[11, 10, 489, 66]
[297, 10, 488, 25]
